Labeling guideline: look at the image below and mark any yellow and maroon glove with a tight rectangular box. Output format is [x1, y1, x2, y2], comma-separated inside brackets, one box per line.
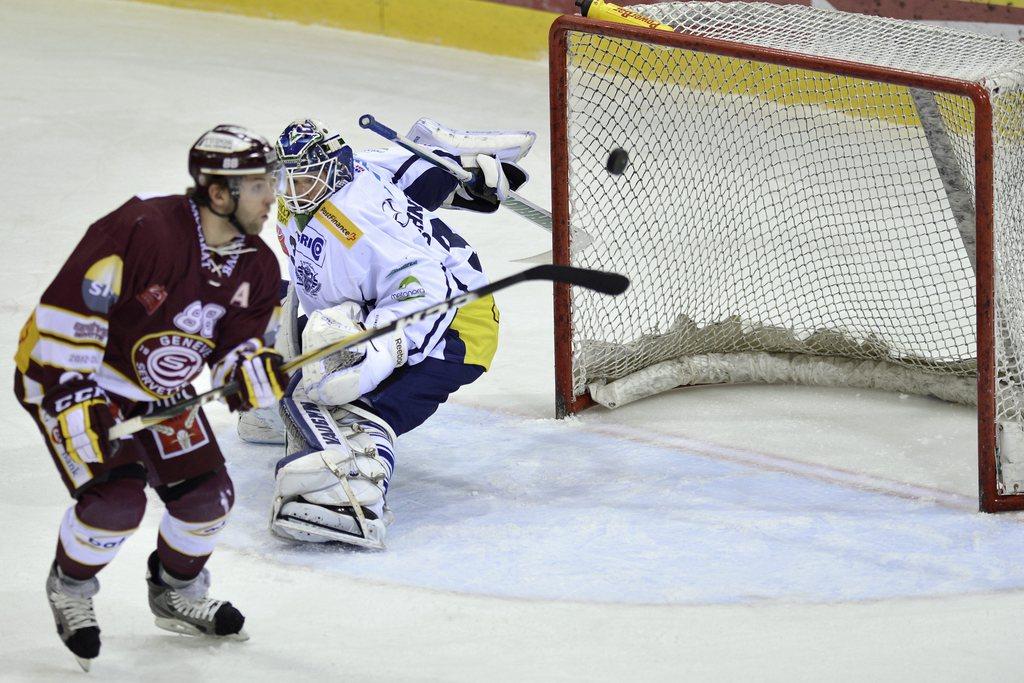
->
[42, 377, 121, 464]
[213, 340, 288, 412]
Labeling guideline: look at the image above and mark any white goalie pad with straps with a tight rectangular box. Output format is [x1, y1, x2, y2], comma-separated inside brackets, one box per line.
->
[271, 376, 397, 549]
[237, 282, 301, 445]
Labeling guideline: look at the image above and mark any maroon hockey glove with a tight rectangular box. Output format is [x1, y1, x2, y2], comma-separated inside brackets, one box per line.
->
[227, 347, 288, 412]
[42, 377, 121, 464]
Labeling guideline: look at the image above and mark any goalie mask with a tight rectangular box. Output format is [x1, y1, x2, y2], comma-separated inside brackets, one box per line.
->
[276, 119, 355, 214]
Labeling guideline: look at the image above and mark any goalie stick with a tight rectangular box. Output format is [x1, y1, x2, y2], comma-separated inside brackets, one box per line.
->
[108, 264, 628, 440]
[358, 114, 594, 264]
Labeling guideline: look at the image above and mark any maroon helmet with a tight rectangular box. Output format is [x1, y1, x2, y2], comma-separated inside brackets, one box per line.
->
[188, 124, 279, 189]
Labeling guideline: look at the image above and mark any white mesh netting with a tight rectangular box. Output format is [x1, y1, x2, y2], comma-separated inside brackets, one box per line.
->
[560, 2, 1024, 475]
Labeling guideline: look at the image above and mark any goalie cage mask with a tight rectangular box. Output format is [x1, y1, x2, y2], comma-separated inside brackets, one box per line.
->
[276, 118, 354, 215]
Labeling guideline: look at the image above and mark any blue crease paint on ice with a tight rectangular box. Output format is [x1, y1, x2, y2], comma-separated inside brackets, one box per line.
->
[219, 402, 1024, 605]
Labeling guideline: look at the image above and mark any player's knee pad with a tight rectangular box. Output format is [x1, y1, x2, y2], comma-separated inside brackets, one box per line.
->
[76, 465, 148, 530]
[273, 393, 396, 548]
[158, 467, 235, 523]
[61, 466, 147, 567]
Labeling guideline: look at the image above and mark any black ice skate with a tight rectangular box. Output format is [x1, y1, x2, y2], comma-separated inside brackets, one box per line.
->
[46, 563, 101, 671]
[145, 552, 248, 640]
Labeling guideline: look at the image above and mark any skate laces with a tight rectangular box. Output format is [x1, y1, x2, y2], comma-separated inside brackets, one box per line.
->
[50, 591, 98, 631]
[167, 591, 224, 622]
[159, 566, 223, 622]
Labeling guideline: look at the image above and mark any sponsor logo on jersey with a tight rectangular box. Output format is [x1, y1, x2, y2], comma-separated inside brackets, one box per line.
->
[68, 351, 101, 366]
[392, 275, 426, 302]
[277, 197, 292, 226]
[72, 321, 108, 343]
[296, 227, 326, 265]
[131, 332, 215, 397]
[386, 260, 419, 278]
[276, 225, 290, 257]
[295, 262, 322, 296]
[136, 284, 168, 315]
[316, 201, 363, 248]
[82, 255, 123, 314]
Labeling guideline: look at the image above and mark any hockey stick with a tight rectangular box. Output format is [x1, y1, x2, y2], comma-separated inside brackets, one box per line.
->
[109, 265, 628, 440]
[358, 114, 553, 232]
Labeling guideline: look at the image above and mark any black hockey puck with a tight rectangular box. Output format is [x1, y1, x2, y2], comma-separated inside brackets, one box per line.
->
[606, 148, 629, 175]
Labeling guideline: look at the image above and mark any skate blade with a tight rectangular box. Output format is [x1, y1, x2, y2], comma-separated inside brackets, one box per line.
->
[154, 617, 250, 641]
[74, 655, 92, 672]
[274, 518, 385, 550]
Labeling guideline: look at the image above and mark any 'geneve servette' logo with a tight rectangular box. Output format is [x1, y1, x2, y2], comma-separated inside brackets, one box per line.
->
[131, 332, 214, 397]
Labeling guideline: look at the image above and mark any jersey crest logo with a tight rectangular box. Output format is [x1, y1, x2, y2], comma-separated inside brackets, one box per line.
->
[295, 262, 322, 296]
[131, 332, 215, 397]
[137, 284, 168, 315]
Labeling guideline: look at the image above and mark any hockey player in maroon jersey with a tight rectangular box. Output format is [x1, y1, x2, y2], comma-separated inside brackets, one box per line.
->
[13, 125, 289, 670]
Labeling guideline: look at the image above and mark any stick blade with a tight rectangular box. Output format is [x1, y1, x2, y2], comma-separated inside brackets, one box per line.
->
[527, 265, 629, 295]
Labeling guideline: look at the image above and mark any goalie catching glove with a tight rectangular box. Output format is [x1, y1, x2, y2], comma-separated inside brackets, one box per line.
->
[42, 374, 121, 464]
[301, 302, 408, 406]
[211, 339, 289, 412]
[404, 117, 533, 214]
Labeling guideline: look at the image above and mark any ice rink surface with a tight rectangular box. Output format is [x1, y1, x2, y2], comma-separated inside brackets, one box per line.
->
[4, 1, 1024, 680]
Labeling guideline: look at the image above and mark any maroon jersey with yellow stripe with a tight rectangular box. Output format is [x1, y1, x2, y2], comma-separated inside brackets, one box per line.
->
[15, 194, 281, 406]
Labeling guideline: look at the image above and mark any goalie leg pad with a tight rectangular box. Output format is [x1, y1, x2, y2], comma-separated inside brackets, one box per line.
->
[272, 385, 396, 548]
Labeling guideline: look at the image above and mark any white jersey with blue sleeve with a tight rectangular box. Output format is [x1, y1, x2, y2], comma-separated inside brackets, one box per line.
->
[276, 160, 499, 377]
[356, 148, 461, 212]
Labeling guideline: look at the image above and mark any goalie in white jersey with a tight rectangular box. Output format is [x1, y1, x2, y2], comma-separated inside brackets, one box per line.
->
[259, 117, 533, 548]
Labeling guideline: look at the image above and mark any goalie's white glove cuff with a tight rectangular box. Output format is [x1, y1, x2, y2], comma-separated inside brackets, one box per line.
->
[475, 154, 509, 202]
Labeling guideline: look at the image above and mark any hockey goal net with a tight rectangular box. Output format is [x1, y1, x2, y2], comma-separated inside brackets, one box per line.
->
[549, 2, 1024, 511]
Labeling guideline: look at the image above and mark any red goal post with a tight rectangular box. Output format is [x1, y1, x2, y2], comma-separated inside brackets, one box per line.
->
[547, 4, 1024, 512]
